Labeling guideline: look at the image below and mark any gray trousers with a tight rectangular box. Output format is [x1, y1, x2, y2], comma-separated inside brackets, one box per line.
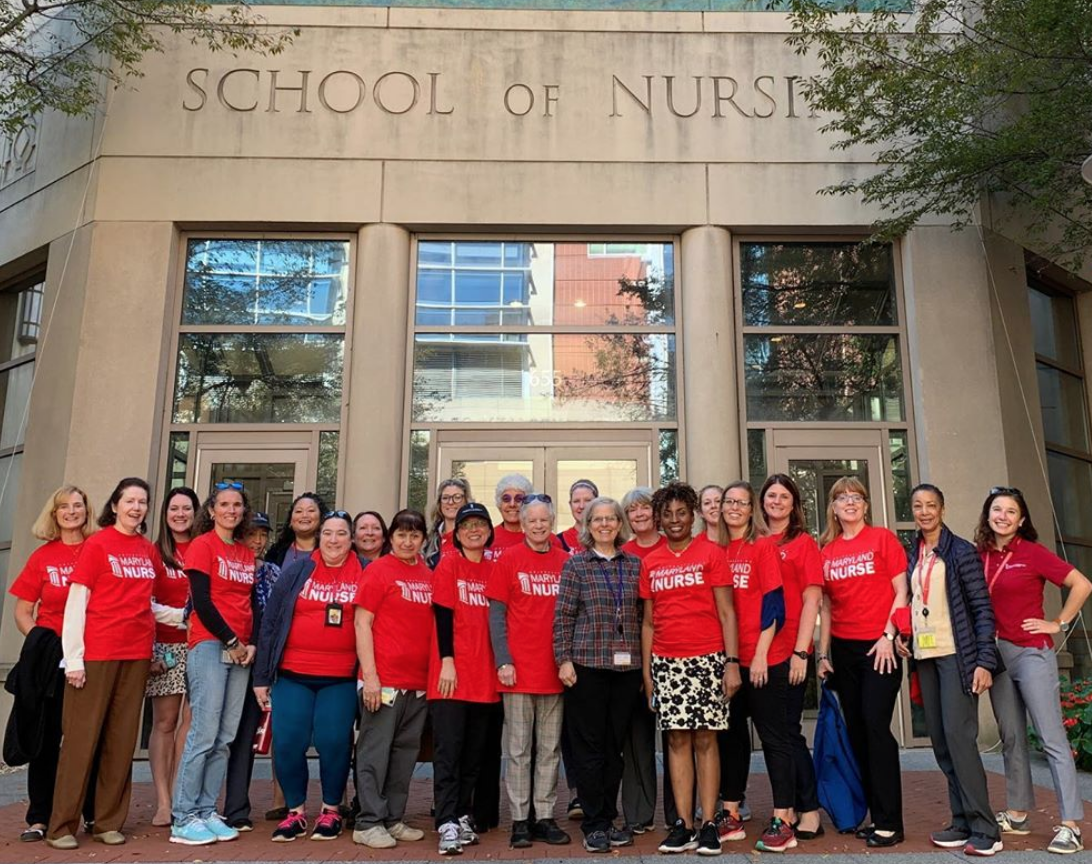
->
[989, 640, 1084, 822]
[917, 655, 998, 840]
[621, 699, 657, 826]
[503, 692, 563, 821]
[353, 690, 427, 830]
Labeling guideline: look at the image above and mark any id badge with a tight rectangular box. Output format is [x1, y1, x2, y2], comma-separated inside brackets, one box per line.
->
[325, 603, 343, 627]
[613, 651, 632, 667]
[380, 687, 398, 707]
[916, 629, 937, 650]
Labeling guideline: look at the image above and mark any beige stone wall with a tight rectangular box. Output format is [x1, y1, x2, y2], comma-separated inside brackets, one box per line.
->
[0, 8, 1069, 753]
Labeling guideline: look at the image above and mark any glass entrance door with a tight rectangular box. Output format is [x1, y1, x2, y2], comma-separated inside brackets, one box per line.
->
[435, 437, 652, 527]
[194, 445, 309, 528]
[767, 428, 927, 747]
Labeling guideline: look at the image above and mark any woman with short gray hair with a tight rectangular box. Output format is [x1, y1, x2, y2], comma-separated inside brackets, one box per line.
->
[491, 474, 534, 555]
[554, 498, 643, 852]
[487, 495, 571, 849]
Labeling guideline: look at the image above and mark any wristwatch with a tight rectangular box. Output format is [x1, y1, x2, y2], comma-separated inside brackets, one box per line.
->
[1055, 617, 1071, 633]
[793, 650, 809, 661]
[724, 656, 740, 665]
[883, 631, 896, 642]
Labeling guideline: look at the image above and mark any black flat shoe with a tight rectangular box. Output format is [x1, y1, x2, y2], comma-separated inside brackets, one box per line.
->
[794, 824, 826, 841]
[855, 824, 875, 840]
[866, 830, 904, 848]
[20, 827, 45, 842]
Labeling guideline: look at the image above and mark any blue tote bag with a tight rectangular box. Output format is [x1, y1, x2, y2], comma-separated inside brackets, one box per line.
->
[812, 682, 867, 832]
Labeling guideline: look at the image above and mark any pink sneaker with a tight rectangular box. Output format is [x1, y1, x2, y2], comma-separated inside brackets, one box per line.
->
[272, 811, 307, 842]
[311, 809, 343, 841]
[755, 818, 797, 853]
[715, 811, 746, 843]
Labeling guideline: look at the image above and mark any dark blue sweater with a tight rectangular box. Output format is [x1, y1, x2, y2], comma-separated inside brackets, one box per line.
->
[906, 525, 1000, 694]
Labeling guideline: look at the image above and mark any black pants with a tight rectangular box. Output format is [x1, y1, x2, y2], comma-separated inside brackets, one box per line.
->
[831, 637, 903, 832]
[918, 656, 998, 840]
[431, 700, 492, 828]
[785, 669, 819, 813]
[472, 701, 504, 829]
[27, 681, 96, 827]
[746, 662, 796, 810]
[224, 681, 263, 823]
[565, 665, 643, 834]
[718, 684, 751, 802]
[620, 696, 657, 826]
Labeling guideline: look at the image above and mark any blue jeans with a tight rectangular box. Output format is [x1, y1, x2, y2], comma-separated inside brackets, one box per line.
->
[172, 640, 250, 823]
[271, 675, 357, 809]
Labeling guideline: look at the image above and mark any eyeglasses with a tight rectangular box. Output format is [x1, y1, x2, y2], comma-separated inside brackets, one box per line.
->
[722, 498, 752, 510]
[524, 493, 553, 504]
[501, 493, 526, 504]
[324, 510, 352, 521]
[590, 515, 620, 525]
[440, 493, 466, 505]
[989, 486, 1023, 498]
[835, 494, 865, 504]
[214, 481, 244, 491]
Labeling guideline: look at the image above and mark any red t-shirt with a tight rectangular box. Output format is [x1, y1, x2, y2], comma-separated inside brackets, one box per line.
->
[428, 554, 498, 703]
[152, 541, 190, 645]
[354, 555, 433, 690]
[726, 537, 789, 667]
[186, 532, 256, 649]
[622, 535, 667, 560]
[280, 553, 364, 678]
[822, 525, 908, 640]
[982, 538, 1074, 648]
[485, 542, 568, 694]
[9, 539, 86, 637]
[69, 527, 161, 661]
[558, 527, 581, 555]
[639, 538, 731, 659]
[769, 532, 824, 656]
[490, 524, 525, 554]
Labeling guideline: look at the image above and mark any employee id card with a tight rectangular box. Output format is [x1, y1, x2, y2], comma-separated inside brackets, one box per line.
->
[916, 628, 937, 650]
[613, 651, 632, 666]
[325, 603, 343, 627]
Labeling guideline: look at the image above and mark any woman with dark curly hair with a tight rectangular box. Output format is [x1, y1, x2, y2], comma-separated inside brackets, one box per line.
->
[170, 483, 257, 847]
[640, 482, 740, 856]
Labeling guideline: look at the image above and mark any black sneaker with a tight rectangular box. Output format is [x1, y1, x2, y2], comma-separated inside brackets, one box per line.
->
[932, 826, 971, 848]
[568, 799, 585, 820]
[510, 820, 533, 849]
[696, 821, 721, 856]
[533, 819, 571, 845]
[228, 818, 253, 832]
[659, 820, 698, 854]
[583, 830, 610, 853]
[610, 825, 634, 847]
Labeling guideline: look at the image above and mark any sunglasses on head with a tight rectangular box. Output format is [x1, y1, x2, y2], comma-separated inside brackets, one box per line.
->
[989, 486, 1023, 498]
[324, 509, 352, 521]
[524, 493, 553, 504]
[214, 481, 244, 491]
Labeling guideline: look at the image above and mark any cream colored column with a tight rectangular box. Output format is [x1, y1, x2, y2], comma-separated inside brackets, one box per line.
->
[680, 226, 739, 486]
[342, 224, 411, 516]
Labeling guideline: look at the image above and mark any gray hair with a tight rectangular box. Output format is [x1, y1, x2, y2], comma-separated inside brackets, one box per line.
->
[495, 473, 533, 506]
[621, 485, 654, 514]
[519, 495, 556, 527]
[578, 497, 631, 550]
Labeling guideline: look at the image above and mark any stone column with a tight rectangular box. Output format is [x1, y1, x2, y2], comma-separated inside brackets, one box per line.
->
[342, 223, 411, 516]
[680, 226, 739, 486]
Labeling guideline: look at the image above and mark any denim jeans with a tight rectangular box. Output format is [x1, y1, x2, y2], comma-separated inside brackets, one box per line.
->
[172, 640, 250, 823]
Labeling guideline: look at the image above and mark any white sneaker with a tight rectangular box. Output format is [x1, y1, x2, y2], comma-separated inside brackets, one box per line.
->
[352, 825, 397, 848]
[1048, 826, 1084, 854]
[388, 821, 425, 841]
[439, 822, 463, 855]
[457, 815, 479, 846]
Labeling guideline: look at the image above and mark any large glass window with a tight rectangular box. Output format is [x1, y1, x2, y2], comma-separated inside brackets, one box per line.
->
[411, 240, 677, 423]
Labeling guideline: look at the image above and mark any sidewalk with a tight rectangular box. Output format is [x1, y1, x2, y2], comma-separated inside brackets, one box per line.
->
[0, 752, 1088, 863]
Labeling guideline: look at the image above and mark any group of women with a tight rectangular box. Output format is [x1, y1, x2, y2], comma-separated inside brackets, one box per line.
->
[6, 470, 1089, 856]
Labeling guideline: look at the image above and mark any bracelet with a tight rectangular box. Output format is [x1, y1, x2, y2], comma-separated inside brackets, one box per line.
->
[817, 653, 829, 662]
[724, 656, 740, 665]
[225, 637, 240, 650]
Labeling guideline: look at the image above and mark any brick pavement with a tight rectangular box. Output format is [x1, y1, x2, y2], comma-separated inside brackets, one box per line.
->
[0, 769, 1088, 862]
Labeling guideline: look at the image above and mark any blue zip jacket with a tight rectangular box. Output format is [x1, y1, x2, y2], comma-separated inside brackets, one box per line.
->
[905, 525, 1000, 694]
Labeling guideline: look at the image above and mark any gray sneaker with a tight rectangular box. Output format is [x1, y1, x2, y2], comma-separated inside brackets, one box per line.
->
[964, 835, 1003, 857]
[439, 822, 463, 855]
[932, 826, 971, 848]
[996, 811, 1031, 835]
[457, 815, 479, 846]
[1048, 826, 1084, 854]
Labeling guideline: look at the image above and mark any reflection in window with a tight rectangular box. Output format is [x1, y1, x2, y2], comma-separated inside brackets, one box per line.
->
[741, 242, 896, 327]
[183, 239, 349, 326]
[744, 335, 904, 422]
[747, 429, 766, 490]
[415, 241, 674, 328]
[168, 432, 189, 489]
[1029, 282, 1081, 368]
[407, 430, 431, 514]
[173, 333, 344, 423]
[1037, 362, 1091, 452]
[412, 333, 676, 423]
[659, 430, 679, 484]
[889, 431, 912, 522]
[317, 431, 340, 506]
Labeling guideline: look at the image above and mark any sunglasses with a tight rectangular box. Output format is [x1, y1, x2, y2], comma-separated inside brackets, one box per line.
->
[214, 481, 244, 491]
[501, 493, 526, 504]
[324, 510, 352, 521]
[989, 486, 1023, 498]
[524, 493, 553, 504]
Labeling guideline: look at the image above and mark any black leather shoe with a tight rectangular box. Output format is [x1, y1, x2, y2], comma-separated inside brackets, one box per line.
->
[794, 823, 825, 841]
[867, 830, 904, 848]
[532, 818, 571, 845]
[855, 824, 875, 840]
[510, 820, 533, 848]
